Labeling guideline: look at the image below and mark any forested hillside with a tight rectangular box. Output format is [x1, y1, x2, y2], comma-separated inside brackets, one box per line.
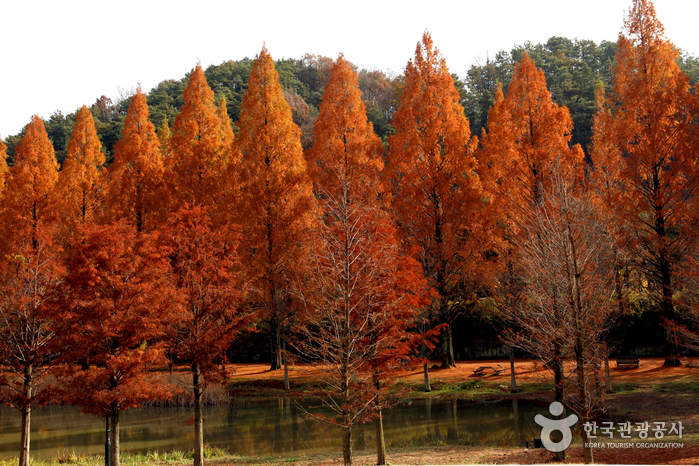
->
[4, 36, 697, 165]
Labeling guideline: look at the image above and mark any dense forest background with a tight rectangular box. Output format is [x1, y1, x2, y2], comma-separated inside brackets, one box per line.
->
[4, 35, 698, 361]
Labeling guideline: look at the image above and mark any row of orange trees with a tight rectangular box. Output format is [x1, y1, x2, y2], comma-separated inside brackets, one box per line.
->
[1, 1, 699, 465]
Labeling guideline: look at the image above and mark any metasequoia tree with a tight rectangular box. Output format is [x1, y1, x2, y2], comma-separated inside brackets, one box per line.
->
[298, 208, 427, 466]
[386, 32, 487, 370]
[0, 116, 60, 466]
[480, 52, 584, 224]
[55, 222, 177, 466]
[508, 167, 615, 464]
[590, 0, 699, 365]
[57, 106, 105, 237]
[107, 87, 165, 232]
[168, 64, 231, 211]
[159, 206, 246, 466]
[235, 46, 315, 371]
[1, 116, 59, 252]
[480, 53, 584, 407]
[0, 228, 63, 466]
[302, 56, 429, 466]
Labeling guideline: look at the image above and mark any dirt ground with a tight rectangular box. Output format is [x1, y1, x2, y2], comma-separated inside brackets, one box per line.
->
[225, 356, 699, 386]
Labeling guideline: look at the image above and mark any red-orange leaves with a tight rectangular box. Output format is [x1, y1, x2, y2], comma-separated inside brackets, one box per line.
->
[54, 220, 175, 465]
[590, 0, 699, 358]
[234, 46, 315, 371]
[55, 220, 178, 466]
[159, 206, 245, 379]
[306, 55, 384, 204]
[58, 106, 105, 232]
[387, 32, 487, 367]
[168, 64, 231, 210]
[2, 116, 59, 252]
[480, 53, 584, 227]
[159, 205, 246, 466]
[0, 137, 8, 199]
[108, 87, 164, 232]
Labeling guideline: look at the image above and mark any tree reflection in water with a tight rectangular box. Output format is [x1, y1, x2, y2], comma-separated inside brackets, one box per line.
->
[0, 398, 555, 460]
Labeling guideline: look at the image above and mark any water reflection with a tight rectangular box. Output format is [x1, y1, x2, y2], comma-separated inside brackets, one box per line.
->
[0, 398, 551, 460]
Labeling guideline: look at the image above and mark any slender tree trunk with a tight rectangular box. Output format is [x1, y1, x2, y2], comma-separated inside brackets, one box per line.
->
[553, 353, 565, 404]
[510, 347, 517, 393]
[553, 349, 566, 461]
[342, 425, 352, 466]
[653, 175, 681, 367]
[270, 323, 282, 370]
[19, 364, 32, 466]
[110, 406, 120, 466]
[441, 324, 456, 368]
[374, 376, 387, 465]
[193, 361, 204, 466]
[575, 338, 593, 464]
[283, 340, 290, 390]
[512, 398, 521, 442]
[604, 356, 612, 393]
[375, 409, 386, 465]
[423, 361, 431, 392]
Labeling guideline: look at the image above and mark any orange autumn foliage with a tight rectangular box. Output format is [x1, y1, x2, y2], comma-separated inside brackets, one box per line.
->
[107, 87, 165, 232]
[0, 225, 64, 466]
[217, 96, 235, 150]
[54, 221, 178, 466]
[168, 64, 232, 211]
[234, 46, 315, 370]
[387, 32, 487, 367]
[306, 55, 385, 204]
[158, 205, 247, 466]
[0, 137, 8, 199]
[157, 118, 171, 159]
[480, 52, 584, 229]
[57, 105, 106, 235]
[1, 116, 59, 253]
[301, 55, 431, 466]
[590, 0, 699, 355]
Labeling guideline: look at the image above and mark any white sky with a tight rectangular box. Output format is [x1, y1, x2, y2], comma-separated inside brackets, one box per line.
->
[1, 0, 696, 138]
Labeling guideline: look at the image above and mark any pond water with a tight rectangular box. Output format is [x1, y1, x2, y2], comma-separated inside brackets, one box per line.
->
[0, 397, 554, 460]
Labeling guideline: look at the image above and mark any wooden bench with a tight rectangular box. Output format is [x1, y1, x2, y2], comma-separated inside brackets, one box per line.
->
[616, 356, 640, 369]
[473, 364, 505, 376]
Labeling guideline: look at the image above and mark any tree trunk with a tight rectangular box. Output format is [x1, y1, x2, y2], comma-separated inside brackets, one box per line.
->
[270, 323, 282, 371]
[575, 339, 593, 464]
[375, 409, 386, 465]
[342, 425, 352, 466]
[604, 356, 612, 393]
[193, 361, 204, 466]
[18, 363, 33, 466]
[553, 357, 564, 404]
[283, 340, 290, 391]
[374, 376, 387, 465]
[441, 324, 456, 368]
[110, 406, 120, 466]
[423, 361, 431, 392]
[553, 350, 566, 461]
[512, 398, 521, 443]
[510, 347, 517, 393]
[654, 180, 681, 367]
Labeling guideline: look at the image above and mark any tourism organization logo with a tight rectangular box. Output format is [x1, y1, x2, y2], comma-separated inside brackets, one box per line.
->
[534, 401, 579, 453]
[534, 401, 686, 452]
